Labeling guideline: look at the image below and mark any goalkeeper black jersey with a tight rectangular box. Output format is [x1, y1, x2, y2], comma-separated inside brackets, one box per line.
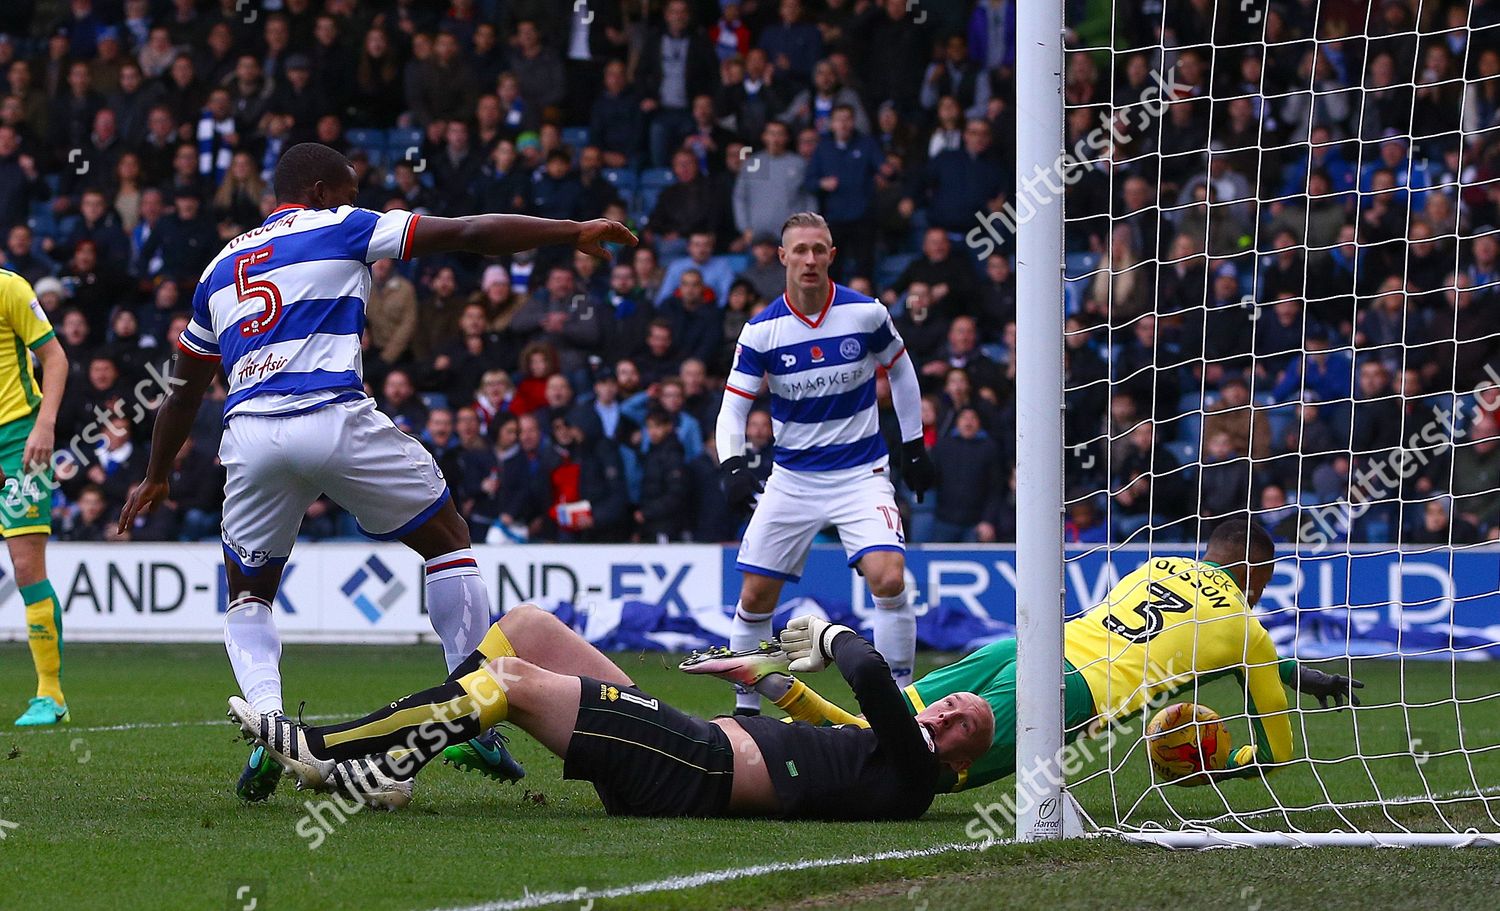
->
[735, 631, 942, 821]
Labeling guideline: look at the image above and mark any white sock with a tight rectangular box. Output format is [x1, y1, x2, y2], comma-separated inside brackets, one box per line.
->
[224, 596, 284, 715]
[730, 602, 772, 712]
[424, 549, 491, 673]
[872, 588, 916, 687]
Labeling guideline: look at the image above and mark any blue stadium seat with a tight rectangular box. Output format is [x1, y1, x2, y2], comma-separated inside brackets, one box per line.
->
[639, 167, 675, 190]
[602, 168, 637, 191]
[1064, 250, 1099, 280]
[419, 392, 449, 412]
[386, 127, 423, 155]
[1063, 277, 1088, 315]
[634, 187, 663, 220]
[561, 126, 590, 152]
[345, 128, 386, 156]
[1165, 440, 1198, 467]
[26, 211, 56, 241]
[875, 252, 916, 292]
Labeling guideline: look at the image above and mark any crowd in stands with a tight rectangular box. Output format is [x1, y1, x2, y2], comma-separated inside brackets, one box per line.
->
[4, 0, 1494, 551]
[0, 0, 1015, 546]
[1060, 0, 1500, 547]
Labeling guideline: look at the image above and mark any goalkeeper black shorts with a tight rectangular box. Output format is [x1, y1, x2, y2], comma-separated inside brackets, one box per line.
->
[563, 677, 735, 817]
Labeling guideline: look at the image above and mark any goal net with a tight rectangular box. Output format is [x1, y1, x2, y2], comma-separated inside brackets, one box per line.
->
[1015, 0, 1500, 846]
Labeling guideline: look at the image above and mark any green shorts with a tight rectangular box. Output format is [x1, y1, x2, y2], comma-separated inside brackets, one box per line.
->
[903, 637, 1098, 791]
[0, 412, 51, 537]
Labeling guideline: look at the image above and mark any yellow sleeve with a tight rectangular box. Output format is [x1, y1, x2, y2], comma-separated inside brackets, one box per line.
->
[773, 678, 869, 728]
[1227, 619, 1295, 774]
[1, 274, 55, 350]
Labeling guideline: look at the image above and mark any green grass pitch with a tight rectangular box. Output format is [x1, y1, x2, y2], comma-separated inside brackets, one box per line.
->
[2, 642, 1498, 910]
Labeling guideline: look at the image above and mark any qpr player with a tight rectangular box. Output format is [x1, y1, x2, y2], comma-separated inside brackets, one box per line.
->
[118, 143, 636, 798]
[714, 212, 934, 713]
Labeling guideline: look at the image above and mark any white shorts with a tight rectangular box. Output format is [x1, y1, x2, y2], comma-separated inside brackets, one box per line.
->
[219, 398, 448, 575]
[735, 466, 905, 582]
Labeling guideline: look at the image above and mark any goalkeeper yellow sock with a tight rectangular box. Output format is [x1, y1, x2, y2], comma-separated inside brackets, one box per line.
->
[444, 622, 517, 682]
[775, 679, 867, 729]
[476, 623, 517, 660]
[22, 580, 63, 703]
[456, 661, 512, 730]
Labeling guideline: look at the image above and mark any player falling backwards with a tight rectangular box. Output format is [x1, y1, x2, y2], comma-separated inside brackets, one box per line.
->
[227, 602, 993, 818]
[118, 142, 636, 798]
[716, 212, 934, 714]
[0, 268, 69, 726]
[687, 518, 1364, 791]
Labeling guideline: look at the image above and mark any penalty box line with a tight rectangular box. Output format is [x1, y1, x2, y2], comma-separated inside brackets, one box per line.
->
[428, 840, 996, 911]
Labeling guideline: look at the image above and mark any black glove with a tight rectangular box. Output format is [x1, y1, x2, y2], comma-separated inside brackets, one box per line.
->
[1297, 665, 1364, 709]
[901, 439, 935, 503]
[719, 455, 764, 515]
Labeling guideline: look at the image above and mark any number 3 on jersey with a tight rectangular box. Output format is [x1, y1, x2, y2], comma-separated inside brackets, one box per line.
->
[1103, 581, 1192, 644]
[235, 246, 283, 336]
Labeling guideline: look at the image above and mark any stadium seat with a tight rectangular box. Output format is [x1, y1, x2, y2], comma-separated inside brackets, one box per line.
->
[602, 168, 638, 191]
[386, 128, 423, 156]
[561, 126, 591, 152]
[26, 211, 56, 242]
[634, 187, 663, 222]
[345, 128, 387, 156]
[876, 252, 916, 292]
[1064, 251, 1099, 279]
[419, 392, 449, 412]
[639, 167, 675, 190]
[1165, 440, 1198, 466]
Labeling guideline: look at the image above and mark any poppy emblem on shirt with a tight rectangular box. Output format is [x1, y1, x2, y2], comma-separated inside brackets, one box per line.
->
[811, 345, 825, 363]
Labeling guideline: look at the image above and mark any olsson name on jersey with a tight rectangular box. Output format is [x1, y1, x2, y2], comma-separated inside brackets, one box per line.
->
[724, 284, 906, 473]
[177, 205, 419, 421]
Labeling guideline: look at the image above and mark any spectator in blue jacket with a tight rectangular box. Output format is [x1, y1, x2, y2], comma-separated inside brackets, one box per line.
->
[757, 0, 824, 84]
[803, 105, 882, 280]
[915, 118, 1007, 235]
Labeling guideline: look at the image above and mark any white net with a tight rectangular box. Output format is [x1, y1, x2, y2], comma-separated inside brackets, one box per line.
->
[1052, 0, 1500, 842]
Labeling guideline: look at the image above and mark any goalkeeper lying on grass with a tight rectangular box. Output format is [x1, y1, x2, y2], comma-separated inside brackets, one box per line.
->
[685, 517, 1363, 791]
[227, 605, 993, 819]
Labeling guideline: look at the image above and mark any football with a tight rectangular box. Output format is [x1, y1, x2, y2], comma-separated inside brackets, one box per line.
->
[1146, 702, 1232, 783]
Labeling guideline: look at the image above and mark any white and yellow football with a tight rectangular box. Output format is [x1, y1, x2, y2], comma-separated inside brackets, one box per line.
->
[1145, 702, 1231, 783]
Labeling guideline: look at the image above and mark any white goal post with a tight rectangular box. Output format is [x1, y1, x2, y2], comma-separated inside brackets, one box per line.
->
[1014, 0, 1500, 848]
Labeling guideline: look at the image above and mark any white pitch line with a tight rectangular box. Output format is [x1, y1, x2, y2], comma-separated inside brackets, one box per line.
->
[425, 840, 996, 911]
[9, 714, 351, 735]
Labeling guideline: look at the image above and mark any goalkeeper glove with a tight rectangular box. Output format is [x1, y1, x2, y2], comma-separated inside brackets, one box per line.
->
[901, 439, 935, 503]
[1296, 665, 1364, 709]
[719, 455, 764, 515]
[779, 614, 854, 673]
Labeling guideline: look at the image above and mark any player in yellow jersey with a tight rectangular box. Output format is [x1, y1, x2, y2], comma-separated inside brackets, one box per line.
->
[684, 517, 1363, 791]
[0, 269, 69, 726]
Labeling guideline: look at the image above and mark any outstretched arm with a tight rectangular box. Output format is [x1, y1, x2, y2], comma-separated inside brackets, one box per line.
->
[757, 672, 868, 729]
[408, 215, 637, 260]
[117, 353, 218, 534]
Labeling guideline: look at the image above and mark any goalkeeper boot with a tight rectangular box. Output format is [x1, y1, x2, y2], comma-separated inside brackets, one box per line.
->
[227, 696, 333, 791]
[14, 695, 68, 727]
[441, 727, 526, 782]
[329, 757, 413, 811]
[235, 745, 284, 802]
[678, 642, 790, 688]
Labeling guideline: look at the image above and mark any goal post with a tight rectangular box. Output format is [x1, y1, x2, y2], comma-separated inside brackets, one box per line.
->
[1013, 0, 1071, 843]
[1011, 0, 1500, 847]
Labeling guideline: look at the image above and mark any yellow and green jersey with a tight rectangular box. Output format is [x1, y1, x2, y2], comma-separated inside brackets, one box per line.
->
[1064, 556, 1294, 774]
[0, 268, 56, 426]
